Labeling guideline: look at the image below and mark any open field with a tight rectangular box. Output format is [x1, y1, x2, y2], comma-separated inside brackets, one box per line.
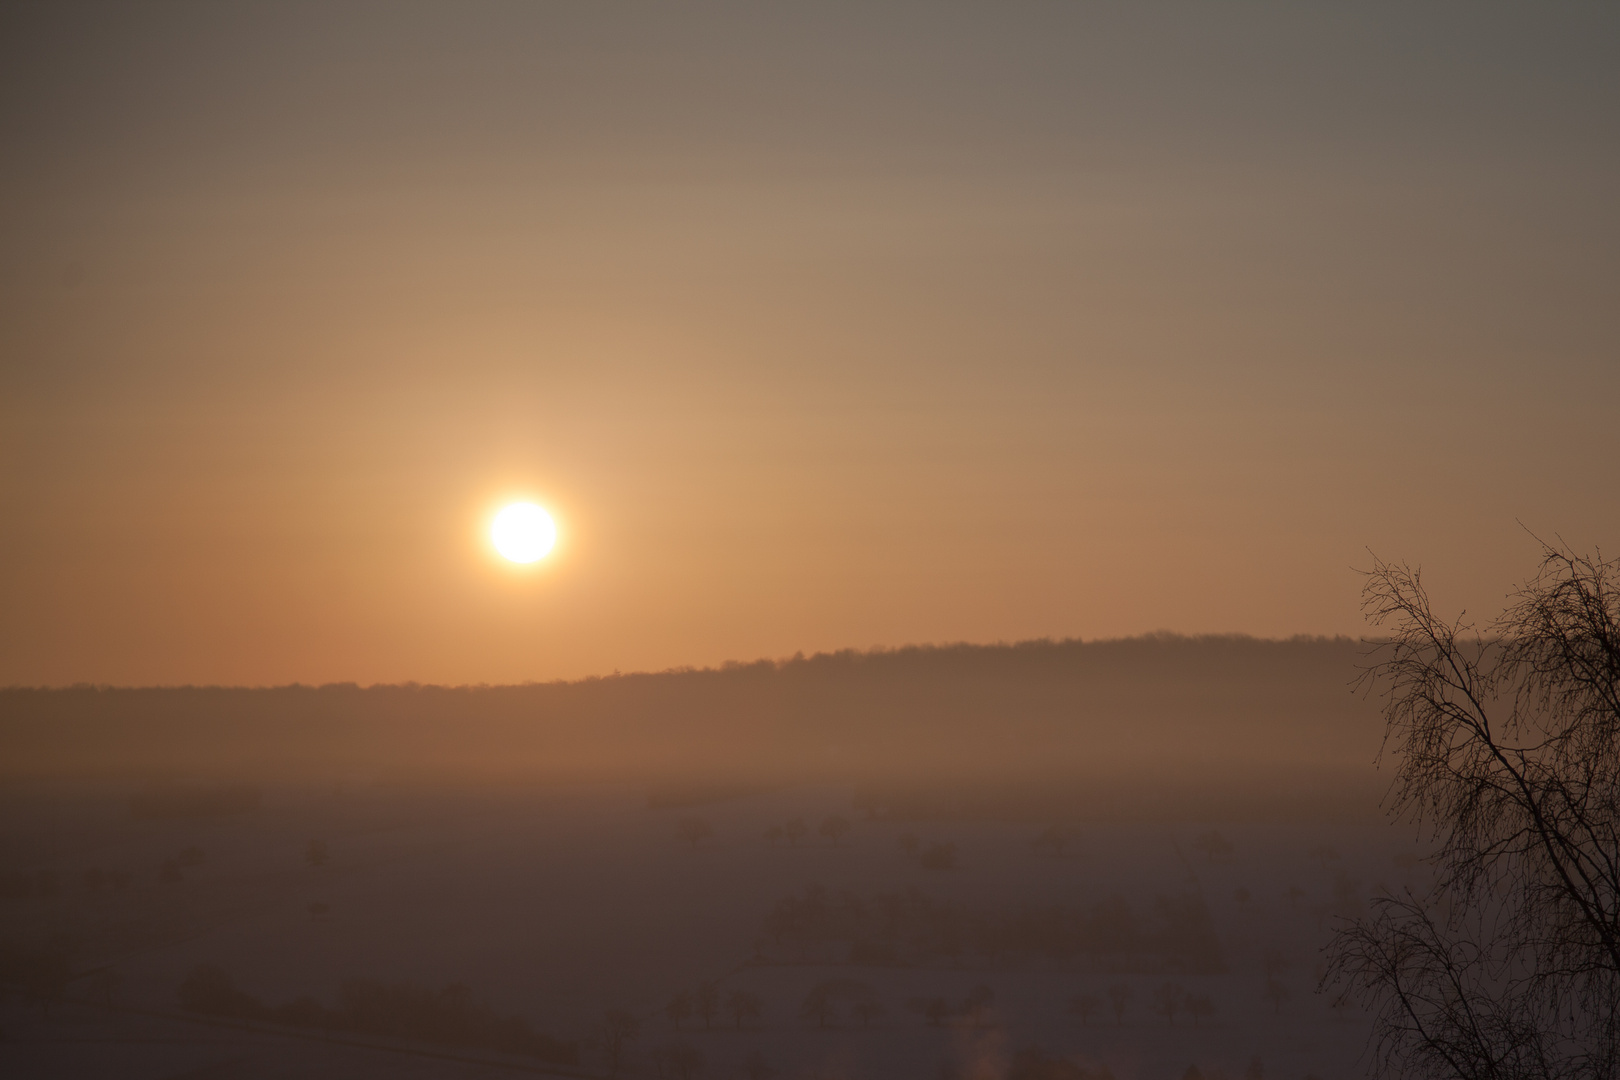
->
[0, 776, 1418, 1080]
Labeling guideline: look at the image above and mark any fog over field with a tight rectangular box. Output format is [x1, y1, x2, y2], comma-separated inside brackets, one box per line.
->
[6, 3, 1615, 1078]
[0, 636, 1412, 1079]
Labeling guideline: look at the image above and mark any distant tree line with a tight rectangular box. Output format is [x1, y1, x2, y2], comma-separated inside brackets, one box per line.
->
[176, 965, 577, 1065]
[761, 885, 1224, 972]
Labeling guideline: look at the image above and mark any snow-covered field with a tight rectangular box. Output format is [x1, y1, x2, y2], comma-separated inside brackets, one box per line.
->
[0, 781, 1422, 1079]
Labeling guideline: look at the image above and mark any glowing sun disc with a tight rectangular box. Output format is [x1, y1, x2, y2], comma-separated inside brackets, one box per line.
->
[492, 502, 556, 563]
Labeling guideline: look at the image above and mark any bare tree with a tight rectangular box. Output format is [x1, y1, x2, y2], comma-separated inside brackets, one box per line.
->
[1308, 844, 1340, 868]
[1069, 991, 1102, 1026]
[963, 984, 996, 1028]
[1326, 546, 1620, 1080]
[801, 984, 837, 1029]
[818, 815, 852, 845]
[1108, 982, 1132, 1025]
[850, 999, 885, 1027]
[653, 1040, 703, 1080]
[676, 817, 712, 849]
[694, 982, 719, 1030]
[1152, 982, 1184, 1027]
[603, 1009, 640, 1076]
[665, 990, 692, 1031]
[1185, 993, 1215, 1026]
[1192, 831, 1234, 862]
[727, 988, 763, 1029]
[1262, 978, 1287, 1014]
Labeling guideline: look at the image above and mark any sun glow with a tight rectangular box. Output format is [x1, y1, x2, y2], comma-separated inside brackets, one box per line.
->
[491, 502, 556, 563]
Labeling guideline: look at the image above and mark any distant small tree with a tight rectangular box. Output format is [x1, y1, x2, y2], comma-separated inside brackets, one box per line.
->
[665, 990, 693, 1030]
[1185, 993, 1215, 1026]
[676, 817, 712, 849]
[963, 984, 995, 1027]
[85, 966, 123, 1008]
[784, 819, 807, 847]
[850, 999, 886, 1027]
[1262, 978, 1287, 1014]
[694, 982, 719, 1029]
[1152, 982, 1184, 1026]
[603, 1009, 640, 1075]
[801, 985, 837, 1029]
[727, 988, 763, 1029]
[305, 840, 329, 869]
[1192, 831, 1233, 862]
[818, 815, 852, 845]
[1107, 983, 1132, 1025]
[656, 1039, 703, 1080]
[743, 1049, 776, 1080]
[1068, 992, 1102, 1026]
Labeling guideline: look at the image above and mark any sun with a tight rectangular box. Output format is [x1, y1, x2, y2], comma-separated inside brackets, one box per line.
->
[491, 502, 556, 563]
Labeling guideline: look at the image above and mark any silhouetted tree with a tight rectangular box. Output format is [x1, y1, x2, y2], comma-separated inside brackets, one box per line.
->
[1191, 831, 1233, 862]
[1032, 825, 1072, 856]
[676, 817, 712, 849]
[85, 966, 122, 1008]
[1326, 547, 1620, 1080]
[850, 999, 885, 1027]
[1151, 982, 1183, 1026]
[964, 984, 996, 1027]
[603, 1009, 640, 1075]
[1185, 993, 1215, 1026]
[1107, 983, 1132, 1025]
[665, 990, 692, 1030]
[1069, 992, 1102, 1026]
[727, 988, 763, 1029]
[1262, 978, 1287, 1014]
[654, 1039, 703, 1080]
[801, 984, 837, 1028]
[818, 815, 852, 845]
[693, 982, 719, 1029]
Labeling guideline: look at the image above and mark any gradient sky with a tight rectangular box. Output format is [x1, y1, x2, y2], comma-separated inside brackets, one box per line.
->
[3, 2, 1617, 687]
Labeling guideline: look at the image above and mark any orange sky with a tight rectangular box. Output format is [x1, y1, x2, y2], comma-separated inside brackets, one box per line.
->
[3, 4, 1618, 687]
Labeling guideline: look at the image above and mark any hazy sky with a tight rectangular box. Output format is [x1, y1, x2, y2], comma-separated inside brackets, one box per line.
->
[3, 2, 1617, 687]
